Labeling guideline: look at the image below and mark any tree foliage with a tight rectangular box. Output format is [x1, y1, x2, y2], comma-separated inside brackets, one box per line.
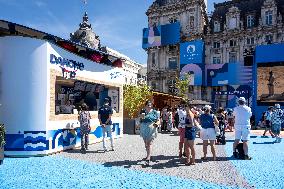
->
[175, 73, 190, 100]
[123, 84, 152, 119]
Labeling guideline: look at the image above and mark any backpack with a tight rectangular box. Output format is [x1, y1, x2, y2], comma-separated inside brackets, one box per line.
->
[236, 143, 245, 159]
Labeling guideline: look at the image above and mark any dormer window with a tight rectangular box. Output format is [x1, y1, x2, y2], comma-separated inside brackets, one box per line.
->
[265, 10, 273, 25]
[247, 15, 254, 28]
[214, 21, 220, 32]
[229, 17, 237, 29]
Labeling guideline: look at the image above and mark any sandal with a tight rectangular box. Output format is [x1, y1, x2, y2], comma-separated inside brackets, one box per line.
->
[145, 160, 150, 166]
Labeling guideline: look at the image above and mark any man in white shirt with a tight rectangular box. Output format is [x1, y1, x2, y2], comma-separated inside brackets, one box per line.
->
[233, 97, 252, 160]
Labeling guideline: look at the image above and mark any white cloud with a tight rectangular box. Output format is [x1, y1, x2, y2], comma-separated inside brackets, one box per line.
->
[35, 1, 46, 8]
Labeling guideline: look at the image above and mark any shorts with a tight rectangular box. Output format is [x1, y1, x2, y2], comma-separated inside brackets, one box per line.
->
[200, 128, 216, 141]
[178, 127, 185, 143]
[235, 128, 250, 141]
[185, 127, 196, 140]
[272, 124, 281, 135]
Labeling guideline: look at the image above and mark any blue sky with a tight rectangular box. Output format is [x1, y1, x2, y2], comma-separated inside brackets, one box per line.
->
[0, 0, 225, 65]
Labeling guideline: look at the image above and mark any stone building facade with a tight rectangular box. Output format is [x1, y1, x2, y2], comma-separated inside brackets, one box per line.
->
[106, 47, 147, 86]
[146, 0, 208, 96]
[145, 0, 284, 106]
[204, 0, 284, 107]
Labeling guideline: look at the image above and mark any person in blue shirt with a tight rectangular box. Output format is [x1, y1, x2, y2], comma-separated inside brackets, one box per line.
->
[199, 105, 219, 161]
[98, 98, 114, 152]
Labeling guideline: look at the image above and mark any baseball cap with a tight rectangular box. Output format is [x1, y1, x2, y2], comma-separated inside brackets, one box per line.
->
[239, 97, 246, 103]
[204, 105, 211, 110]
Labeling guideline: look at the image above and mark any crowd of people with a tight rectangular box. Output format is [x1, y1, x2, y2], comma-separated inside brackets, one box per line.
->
[76, 96, 283, 167]
[137, 97, 283, 166]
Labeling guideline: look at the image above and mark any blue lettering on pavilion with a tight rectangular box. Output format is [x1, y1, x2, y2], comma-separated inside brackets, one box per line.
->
[50, 54, 85, 79]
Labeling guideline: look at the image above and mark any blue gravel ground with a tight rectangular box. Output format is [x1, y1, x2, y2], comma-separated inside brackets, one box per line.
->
[0, 156, 236, 189]
[0, 134, 283, 189]
[225, 135, 284, 189]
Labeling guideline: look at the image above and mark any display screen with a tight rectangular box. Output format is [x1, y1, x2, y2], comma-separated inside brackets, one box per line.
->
[257, 62, 284, 105]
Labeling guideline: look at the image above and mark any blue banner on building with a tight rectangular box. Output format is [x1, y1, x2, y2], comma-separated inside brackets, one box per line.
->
[142, 22, 180, 49]
[180, 40, 204, 64]
[142, 26, 161, 49]
[161, 22, 180, 46]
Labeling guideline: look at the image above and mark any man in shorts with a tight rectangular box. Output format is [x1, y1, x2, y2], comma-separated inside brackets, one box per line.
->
[233, 97, 252, 160]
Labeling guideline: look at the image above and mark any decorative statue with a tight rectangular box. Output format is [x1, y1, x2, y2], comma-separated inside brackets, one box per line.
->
[268, 71, 275, 97]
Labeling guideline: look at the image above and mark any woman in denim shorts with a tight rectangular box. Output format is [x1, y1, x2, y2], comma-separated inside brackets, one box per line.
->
[184, 106, 196, 165]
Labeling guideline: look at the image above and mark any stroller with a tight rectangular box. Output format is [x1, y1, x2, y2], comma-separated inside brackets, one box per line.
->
[216, 121, 226, 145]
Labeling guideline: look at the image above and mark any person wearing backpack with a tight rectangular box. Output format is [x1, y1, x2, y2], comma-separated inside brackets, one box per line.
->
[79, 103, 91, 153]
[99, 98, 114, 152]
[233, 97, 252, 160]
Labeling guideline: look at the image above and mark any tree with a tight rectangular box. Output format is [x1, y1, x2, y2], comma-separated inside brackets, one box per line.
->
[175, 73, 190, 100]
[123, 84, 152, 119]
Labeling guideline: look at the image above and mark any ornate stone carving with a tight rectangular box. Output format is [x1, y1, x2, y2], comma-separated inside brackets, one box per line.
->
[70, 12, 101, 50]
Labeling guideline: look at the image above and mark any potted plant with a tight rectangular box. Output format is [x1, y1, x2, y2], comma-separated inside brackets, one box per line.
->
[0, 124, 5, 165]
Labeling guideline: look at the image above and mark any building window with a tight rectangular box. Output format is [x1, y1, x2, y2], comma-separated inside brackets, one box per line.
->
[151, 52, 156, 67]
[151, 82, 157, 90]
[213, 57, 221, 64]
[265, 10, 273, 25]
[247, 15, 254, 28]
[168, 57, 177, 70]
[189, 16, 194, 28]
[247, 37, 255, 45]
[229, 52, 237, 63]
[229, 17, 237, 29]
[169, 17, 178, 23]
[213, 42, 220, 48]
[230, 40, 237, 47]
[214, 21, 220, 32]
[265, 35, 273, 43]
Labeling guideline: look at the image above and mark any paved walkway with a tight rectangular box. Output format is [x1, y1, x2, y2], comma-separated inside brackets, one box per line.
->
[0, 129, 283, 189]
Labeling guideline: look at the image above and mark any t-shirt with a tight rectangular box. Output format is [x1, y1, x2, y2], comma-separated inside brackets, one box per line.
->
[233, 105, 252, 130]
[271, 109, 283, 125]
[98, 105, 113, 125]
[199, 114, 215, 129]
[178, 109, 186, 123]
[162, 109, 168, 121]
